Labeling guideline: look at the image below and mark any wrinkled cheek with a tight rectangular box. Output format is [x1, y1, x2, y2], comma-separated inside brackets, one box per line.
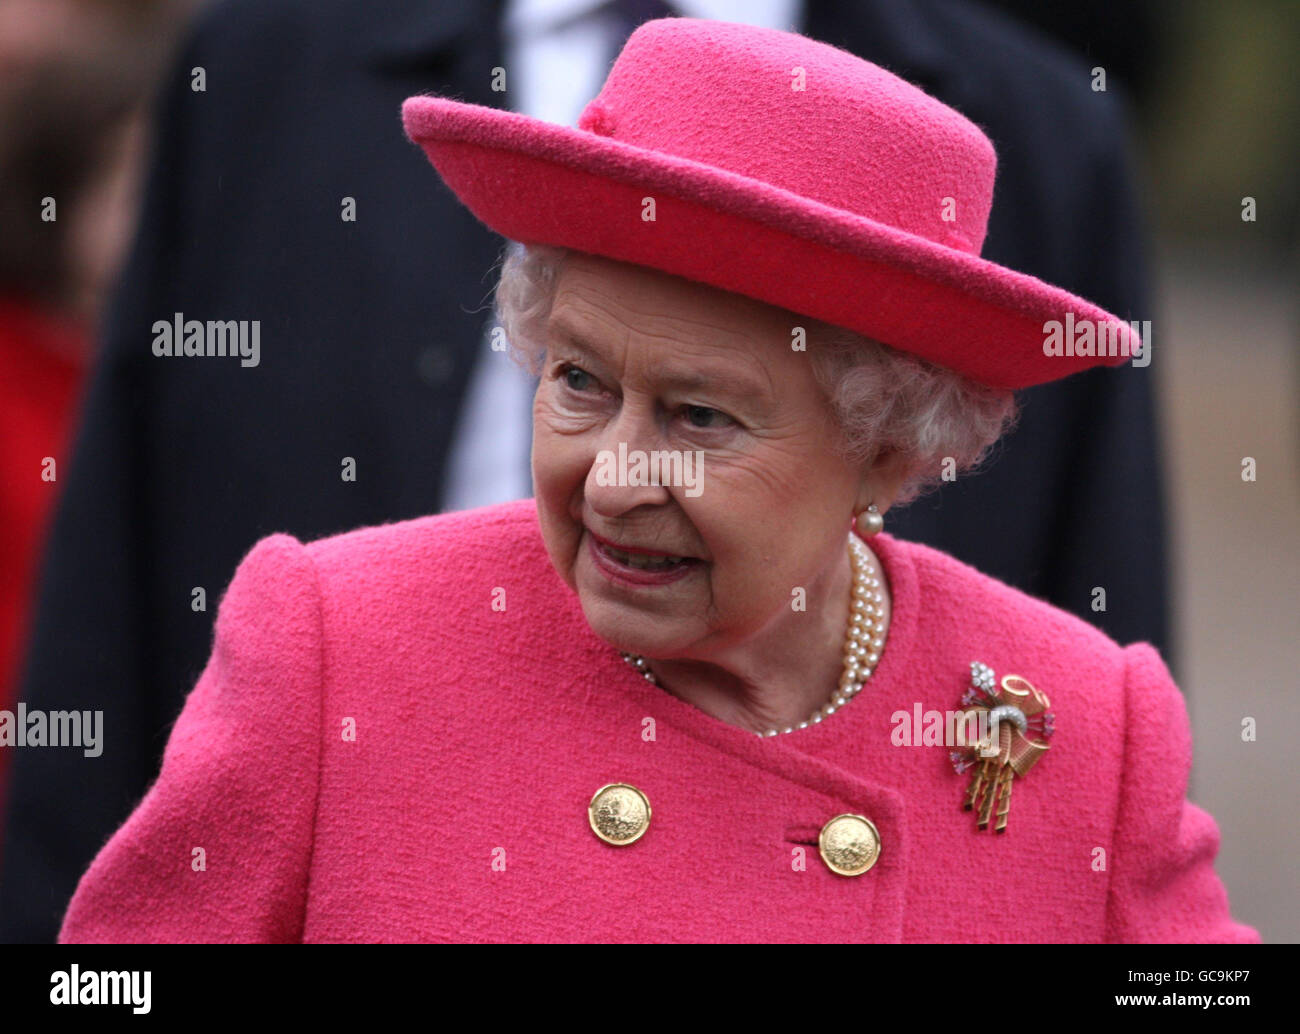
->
[707, 544, 796, 630]
[531, 427, 591, 508]
[531, 428, 592, 586]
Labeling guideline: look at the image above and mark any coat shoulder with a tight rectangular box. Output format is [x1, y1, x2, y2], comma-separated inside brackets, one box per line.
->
[294, 497, 567, 621]
[301, 496, 540, 569]
[889, 533, 1144, 712]
[899, 533, 1126, 648]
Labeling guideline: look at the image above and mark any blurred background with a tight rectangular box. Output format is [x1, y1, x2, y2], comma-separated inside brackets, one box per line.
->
[0, 0, 1295, 940]
[999, 0, 1300, 944]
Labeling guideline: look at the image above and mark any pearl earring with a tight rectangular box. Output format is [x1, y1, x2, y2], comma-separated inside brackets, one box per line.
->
[855, 503, 884, 537]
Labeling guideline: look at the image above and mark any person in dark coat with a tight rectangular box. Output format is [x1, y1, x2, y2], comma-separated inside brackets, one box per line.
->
[0, 0, 1167, 942]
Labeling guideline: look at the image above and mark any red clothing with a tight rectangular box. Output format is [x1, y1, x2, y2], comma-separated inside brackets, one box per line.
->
[59, 498, 1257, 942]
[0, 297, 86, 812]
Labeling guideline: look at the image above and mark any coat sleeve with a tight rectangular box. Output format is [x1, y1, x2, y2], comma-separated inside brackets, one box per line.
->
[58, 534, 323, 943]
[1104, 643, 1259, 943]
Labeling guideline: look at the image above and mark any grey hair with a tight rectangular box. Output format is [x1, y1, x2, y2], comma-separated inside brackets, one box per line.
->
[494, 241, 1017, 506]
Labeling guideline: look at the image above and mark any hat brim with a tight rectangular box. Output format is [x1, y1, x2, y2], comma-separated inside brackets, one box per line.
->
[403, 96, 1139, 390]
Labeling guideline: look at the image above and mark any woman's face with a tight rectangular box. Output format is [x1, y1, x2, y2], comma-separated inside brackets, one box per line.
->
[532, 251, 879, 660]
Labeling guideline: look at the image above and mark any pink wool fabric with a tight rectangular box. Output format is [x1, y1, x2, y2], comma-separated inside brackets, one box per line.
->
[402, 18, 1140, 390]
[59, 499, 1256, 943]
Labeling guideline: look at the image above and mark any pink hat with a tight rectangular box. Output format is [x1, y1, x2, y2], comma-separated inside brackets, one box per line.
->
[402, 18, 1140, 390]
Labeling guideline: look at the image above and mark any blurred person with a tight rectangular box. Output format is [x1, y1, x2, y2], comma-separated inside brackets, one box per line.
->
[0, 4, 176, 822]
[58, 20, 1250, 943]
[2, 0, 1169, 942]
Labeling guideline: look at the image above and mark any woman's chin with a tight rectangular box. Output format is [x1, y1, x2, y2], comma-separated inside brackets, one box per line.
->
[580, 599, 684, 658]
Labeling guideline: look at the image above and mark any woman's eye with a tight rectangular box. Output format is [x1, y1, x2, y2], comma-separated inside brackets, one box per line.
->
[561, 364, 596, 392]
[683, 404, 733, 429]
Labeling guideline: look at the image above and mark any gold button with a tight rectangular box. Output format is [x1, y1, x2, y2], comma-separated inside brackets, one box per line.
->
[588, 783, 651, 845]
[818, 813, 881, 876]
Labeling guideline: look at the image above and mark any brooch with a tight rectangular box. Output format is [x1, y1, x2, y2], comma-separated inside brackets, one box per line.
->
[949, 661, 1054, 833]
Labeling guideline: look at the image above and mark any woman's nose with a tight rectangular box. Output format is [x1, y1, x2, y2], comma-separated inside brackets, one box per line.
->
[583, 407, 673, 517]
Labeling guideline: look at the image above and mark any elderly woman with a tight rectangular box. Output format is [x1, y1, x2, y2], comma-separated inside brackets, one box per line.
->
[59, 18, 1255, 943]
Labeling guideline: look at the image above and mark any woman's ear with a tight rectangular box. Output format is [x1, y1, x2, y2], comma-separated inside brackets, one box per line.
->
[854, 448, 910, 516]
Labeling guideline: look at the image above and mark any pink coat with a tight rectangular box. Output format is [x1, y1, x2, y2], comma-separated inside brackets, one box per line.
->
[58, 498, 1258, 943]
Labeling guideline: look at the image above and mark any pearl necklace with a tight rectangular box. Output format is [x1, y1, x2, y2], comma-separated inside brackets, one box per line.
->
[620, 532, 887, 736]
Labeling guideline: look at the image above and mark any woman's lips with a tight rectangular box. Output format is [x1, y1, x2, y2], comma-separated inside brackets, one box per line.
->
[587, 532, 701, 586]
